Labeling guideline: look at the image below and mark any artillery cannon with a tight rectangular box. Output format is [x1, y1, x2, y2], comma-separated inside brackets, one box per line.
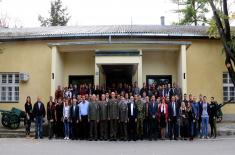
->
[0, 107, 26, 129]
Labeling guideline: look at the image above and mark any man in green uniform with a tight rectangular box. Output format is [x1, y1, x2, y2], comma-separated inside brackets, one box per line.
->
[119, 95, 128, 141]
[88, 94, 100, 141]
[99, 94, 108, 140]
[108, 92, 119, 141]
[136, 95, 145, 140]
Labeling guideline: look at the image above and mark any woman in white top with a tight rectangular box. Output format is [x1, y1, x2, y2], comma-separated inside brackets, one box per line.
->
[63, 99, 71, 140]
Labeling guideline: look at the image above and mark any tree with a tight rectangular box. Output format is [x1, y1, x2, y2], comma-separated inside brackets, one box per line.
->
[0, 12, 10, 28]
[38, 0, 71, 26]
[208, 0, 235, 85]
[173, 0, 209, 25]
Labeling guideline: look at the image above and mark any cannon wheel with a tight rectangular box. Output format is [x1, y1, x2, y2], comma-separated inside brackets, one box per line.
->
[9, 114, 20, 129]
[1, 114, 10, 127]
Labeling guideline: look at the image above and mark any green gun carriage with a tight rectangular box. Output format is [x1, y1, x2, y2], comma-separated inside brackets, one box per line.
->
[0, 107, 26, 129]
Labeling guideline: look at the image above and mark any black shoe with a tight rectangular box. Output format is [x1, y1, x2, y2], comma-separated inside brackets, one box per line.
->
[35, 136, 38, 139]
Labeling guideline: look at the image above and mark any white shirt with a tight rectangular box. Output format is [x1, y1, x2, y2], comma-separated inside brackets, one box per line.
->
[131, 103, 134, 116]
[173, 102, 176, 116]
[63, 106, 70, 118]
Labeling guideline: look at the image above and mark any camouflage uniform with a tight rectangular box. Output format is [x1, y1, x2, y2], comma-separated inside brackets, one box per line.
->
[136, 100, 145, 139]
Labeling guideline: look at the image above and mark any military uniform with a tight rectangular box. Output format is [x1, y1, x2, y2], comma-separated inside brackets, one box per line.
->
[136, 100, 145, 139]
[108, 98, 119, 140]
[119, 99, 128, 140]
[88, 101, 100, 140]
[99, 100, 108, 140]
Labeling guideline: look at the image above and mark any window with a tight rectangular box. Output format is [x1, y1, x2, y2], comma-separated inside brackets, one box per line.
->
[0, 73, 19, 103]
[223, 72, 235, 102]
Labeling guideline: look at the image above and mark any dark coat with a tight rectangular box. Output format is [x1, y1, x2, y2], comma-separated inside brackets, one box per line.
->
[47, 102, 55, 121]
[149, 101, 158, 118]
[70, 104, 80, 121]
[33, 101, 46, 118]
[168, 101, 180, 119]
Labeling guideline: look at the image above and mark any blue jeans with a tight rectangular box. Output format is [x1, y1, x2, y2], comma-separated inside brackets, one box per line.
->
[201, 117, 209, 137]
[35, 116, 43, 138]
[64, 120, 70, 137]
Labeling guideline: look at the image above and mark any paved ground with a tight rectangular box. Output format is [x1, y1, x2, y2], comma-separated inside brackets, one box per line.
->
[1, 137, 235, 155]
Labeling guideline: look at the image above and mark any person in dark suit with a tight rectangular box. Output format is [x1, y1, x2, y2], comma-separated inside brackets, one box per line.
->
[149, 95, 158, 140]
[47, 96, 56, 140]
[33, 96, 46, 139]
[55, 98, 64, 138]
[168, 96, 180, 140]
[70, 98, 79, 140]
[24, 96, 33, 137]
[128, 96, 138, 141]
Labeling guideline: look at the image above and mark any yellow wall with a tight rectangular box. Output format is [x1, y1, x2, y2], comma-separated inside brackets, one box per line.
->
[0, 41, 51, 110]
[186, 39, 235, 114]
[63, 51, 95, 87]
[142, 50, 178, 84]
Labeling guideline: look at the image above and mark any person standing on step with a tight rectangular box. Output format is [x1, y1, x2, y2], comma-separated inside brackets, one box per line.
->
[99, 94, 108, 140]
[88, 94, 100, 141]
[33, 96, 46, 139]
[119, 95, 128, 141]
[108, 92, 119, 141]
[25, 96, 33, 137]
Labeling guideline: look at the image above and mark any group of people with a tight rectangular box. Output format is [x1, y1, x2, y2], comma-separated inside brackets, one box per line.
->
[24, 82, 219, 141]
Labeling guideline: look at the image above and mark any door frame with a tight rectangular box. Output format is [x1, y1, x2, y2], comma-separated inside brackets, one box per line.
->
[146, 75, 172, 86]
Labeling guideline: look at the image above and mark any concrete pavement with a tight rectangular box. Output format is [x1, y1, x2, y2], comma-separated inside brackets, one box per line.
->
[1, 137, 235, 155]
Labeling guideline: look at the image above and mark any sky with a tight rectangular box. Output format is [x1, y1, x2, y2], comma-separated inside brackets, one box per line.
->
[0, 0, 234, 28]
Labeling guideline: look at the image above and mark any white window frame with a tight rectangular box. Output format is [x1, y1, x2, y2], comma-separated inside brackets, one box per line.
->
[223, 72, 235, 102]
[0, 73, 19, 103]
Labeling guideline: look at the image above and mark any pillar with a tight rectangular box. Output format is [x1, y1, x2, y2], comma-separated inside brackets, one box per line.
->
[51, 46, 57, 98]
[94, 64, 100, 86]
[138, 49, 143, 88]
[178, 45, 187, 95]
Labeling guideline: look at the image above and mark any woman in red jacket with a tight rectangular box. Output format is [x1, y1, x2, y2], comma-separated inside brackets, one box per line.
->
[158, 97, 168, 140]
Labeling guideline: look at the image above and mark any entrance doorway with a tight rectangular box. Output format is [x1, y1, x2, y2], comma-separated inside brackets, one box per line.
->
[101, 65, 135, 89]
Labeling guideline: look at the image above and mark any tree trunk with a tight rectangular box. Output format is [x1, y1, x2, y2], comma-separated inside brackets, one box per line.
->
[209, 0, 235, 86]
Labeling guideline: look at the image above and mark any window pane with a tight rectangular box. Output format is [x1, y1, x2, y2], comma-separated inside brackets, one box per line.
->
[8, 74, 12, 83]
[15, 92, 19, 101]
[230, 91, 235, 97]
[15, 74, 19, 83]
[14, 86, 19, 101]
[223, 87, 228, 91]
[223, 73, 227, 79]
[223, 92, 228, 97]
[1, 87, 6, 101]
[230, 87, 234, 92]
[15, 86, 19, 91]
[2, 74, 6, 83]
[223, 78, 227, 84]
[1, 87, 6, 91]
[224, 97, 228, 101]
[8, 92, 12, 101]
[8, 87, 12, 91]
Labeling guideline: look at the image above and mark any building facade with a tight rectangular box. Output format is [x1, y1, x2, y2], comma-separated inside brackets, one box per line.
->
[0, 25, 234, 114]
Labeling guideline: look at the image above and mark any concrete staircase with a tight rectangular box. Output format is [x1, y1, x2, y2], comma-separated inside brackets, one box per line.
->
[0, 122, 35, 138]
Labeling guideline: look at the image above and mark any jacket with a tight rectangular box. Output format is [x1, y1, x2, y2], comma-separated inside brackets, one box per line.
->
[33, 101, 46, 117]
